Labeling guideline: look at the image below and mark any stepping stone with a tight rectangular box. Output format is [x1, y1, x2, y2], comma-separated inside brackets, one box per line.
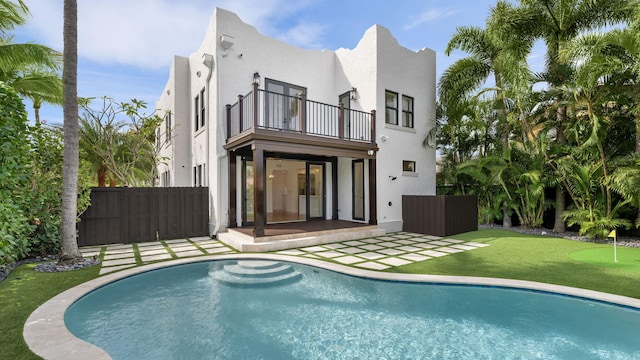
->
[315, 251, 343, 258]
[413, 243, 437, 249]
[106, 244, 133, 250]
[207, 247, 232, 254]
[141, 253, 173, 262]
[303, 254, 320, 259]
[301, 246, 326, 252]
[333, 255, 363, 264]
[376, 236, 397, 241]
[324, 243, 347, 249]
[359, 238, 382, 244]
[358, 252, 386, 260]
[400, 253, 431, 262]
[465, 242, 490, 247]
[339, 247, 366, 254]
[101, 258, 137, 267]
[137, 242, 162, 247]
[377, 248, 405, 256]
[169, 244, 198, 252]
[378, 257, 411, 266]
[138, 248, 168, 256]
[174, 249, 205, 257]
[99, 264, 135, 275]
[397, 246, 421, 252]
[394, 240, 417, 245]
[103, 253, 136, 261]
[378, 242, 402, 247]
[360, 244, 384, 251]
[164, 239, 189, 244]
[344, 240, 366, 246]
[392, 235, 412, 239]
[356, 262, 390, 270]
[198, 243, 225, 250]
[422, 235, 442, 240]
[429, 241, 451, 246]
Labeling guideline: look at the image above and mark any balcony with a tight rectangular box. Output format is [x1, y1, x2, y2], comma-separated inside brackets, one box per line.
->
[226, 85, 376, 149]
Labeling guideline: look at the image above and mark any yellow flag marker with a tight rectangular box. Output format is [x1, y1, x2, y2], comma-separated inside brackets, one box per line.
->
[608, 229, 618, 262]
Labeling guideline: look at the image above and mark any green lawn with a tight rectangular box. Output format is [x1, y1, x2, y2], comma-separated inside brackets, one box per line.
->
[390, 229, 640, 299]
[2, 228, 640, 359]
[0, 263, 99, 359]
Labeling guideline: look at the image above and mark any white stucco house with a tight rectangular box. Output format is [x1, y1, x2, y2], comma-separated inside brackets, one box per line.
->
[156, 8, 436, 250]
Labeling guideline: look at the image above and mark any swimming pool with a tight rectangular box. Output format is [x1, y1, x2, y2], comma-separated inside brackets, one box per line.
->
[64, 259, 640, 359]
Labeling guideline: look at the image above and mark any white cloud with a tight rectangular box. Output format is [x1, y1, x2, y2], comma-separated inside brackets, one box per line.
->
[277, 23, 327, 49]
[19, 0, 323, 70]
[404, 8, 458, 31]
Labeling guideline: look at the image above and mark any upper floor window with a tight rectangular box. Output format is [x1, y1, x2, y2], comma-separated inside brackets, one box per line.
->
[200, 88, 206, 129]
[165, 112, 172, 142]
[194, 95, 200, 131]
[402, 95, 414, 128]
[385, 90, 398, 125]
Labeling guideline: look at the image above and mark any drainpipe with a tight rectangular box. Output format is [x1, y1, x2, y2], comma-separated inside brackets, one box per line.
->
[202, 53, 218, 237]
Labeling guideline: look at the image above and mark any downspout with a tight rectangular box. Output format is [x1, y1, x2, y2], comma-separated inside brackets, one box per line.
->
[202, 53, 217, 236]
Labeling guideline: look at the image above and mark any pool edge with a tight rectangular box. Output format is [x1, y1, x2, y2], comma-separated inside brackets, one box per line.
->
[24, 253, 640, 360]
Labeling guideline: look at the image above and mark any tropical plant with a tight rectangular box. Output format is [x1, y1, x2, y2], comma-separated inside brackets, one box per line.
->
[79, 97, 163, 187]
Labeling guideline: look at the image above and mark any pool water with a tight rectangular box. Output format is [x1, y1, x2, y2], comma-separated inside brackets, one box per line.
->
[65, 260, 640, 359]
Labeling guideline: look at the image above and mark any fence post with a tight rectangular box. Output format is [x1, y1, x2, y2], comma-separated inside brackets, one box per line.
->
[300, 93, 307, 135]
[370, 109, 376, 143]
[226, 104, 231, 139]
[237, 94, 243, 132]
[338, 103, 344, 140]
[253, 82, 259, 129]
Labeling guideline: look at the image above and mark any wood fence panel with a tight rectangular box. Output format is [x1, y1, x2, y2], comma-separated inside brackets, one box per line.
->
[402, 195, 477, 237]
[78, 187, 209, 246]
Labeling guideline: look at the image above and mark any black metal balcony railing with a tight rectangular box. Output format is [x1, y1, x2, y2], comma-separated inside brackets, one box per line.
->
[227, 85, 375, 143]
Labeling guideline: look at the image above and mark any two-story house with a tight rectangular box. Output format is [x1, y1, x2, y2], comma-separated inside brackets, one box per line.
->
[156, 8, 436, 251]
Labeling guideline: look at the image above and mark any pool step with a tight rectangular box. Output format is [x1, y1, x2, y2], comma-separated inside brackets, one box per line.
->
[210, 260, 301, 286]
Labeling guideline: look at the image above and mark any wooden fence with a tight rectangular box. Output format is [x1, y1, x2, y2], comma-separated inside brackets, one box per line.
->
[402, 195, 477, 237]
[78, 187, 209, 246]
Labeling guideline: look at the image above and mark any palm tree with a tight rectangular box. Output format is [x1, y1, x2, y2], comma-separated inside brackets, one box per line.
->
[493, 0, 635, 233]
[60, 0, 81, 262]
[0, 1, 62, 122]
[439, 3, 532, 227]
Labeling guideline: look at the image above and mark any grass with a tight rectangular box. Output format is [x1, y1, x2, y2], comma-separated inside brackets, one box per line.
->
[3, 228, 640, 359]
[0, 263, 99, 359]
[390, 229, 640, 299]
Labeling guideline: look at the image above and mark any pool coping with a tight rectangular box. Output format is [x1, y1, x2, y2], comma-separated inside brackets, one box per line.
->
[24, 253, 640, 360]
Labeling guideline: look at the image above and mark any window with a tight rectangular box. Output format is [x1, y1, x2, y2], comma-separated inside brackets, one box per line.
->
[200, 88, 206, 128]
[165, 112, 172, 142]
[162, 171, 171, 187]
[385, 90, 398, 125]
[194, 164, 205, 186]
[403, 160, 416, 172]
[194, 95, 200, 131]
[402, 95, 414, 128]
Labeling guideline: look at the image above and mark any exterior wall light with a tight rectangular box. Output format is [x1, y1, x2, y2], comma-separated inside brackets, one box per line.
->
[253, 72, 260, 85]
[350, 87, 357, 100]
[367, 149, 374, 156]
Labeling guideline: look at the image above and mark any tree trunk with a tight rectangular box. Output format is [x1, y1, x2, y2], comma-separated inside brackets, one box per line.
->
[34, 105, 41, 125]
[553, 186, 566, 233]
[97, 165, 106, 187]
[60, 0, 81, 259]
[502, 206, 512, 228]
[553, 105, 567, 233]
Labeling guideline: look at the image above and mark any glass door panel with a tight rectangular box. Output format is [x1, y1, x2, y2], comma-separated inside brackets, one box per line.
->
[353, 160, 364, 220]
[243, 161, 254, 224]
[307, 163, 324, 219]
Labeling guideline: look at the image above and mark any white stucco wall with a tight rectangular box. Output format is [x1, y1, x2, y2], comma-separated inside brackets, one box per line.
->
[157, 7, 436, 235]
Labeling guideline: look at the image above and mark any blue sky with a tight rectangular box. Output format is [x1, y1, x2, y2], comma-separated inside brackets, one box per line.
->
[13, 0, 544, 125]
